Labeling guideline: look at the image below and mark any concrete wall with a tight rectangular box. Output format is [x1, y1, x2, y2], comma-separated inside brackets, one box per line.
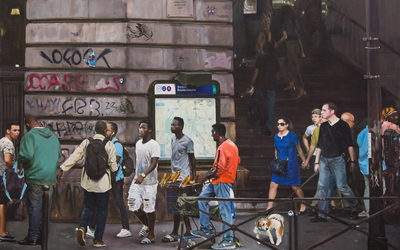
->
[25, 0, 234, 223]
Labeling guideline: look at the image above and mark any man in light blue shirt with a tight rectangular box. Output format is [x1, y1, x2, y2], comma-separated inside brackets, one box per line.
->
[357, 125, 386, 217]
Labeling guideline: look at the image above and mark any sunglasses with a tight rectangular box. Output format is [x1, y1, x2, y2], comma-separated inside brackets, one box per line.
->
[277, 123, 287, 126]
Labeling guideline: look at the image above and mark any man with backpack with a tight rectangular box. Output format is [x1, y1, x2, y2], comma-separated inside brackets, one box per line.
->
[86, 122, 132, 238]
[57, 120, 118, 247]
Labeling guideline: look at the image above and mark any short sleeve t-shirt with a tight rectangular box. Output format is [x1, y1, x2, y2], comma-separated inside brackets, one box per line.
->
[310, 127, 320, 156]
[212, 139, 240, 185]
[0, 137, 15, 176]
[305, 124, 317, 137]
[111, 137, 124, 182]
[171, 135, 194, 181]
[135, 139, 160, 185]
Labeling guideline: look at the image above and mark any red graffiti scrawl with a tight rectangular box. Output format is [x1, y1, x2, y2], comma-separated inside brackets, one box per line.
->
[25, 74, 121, 92]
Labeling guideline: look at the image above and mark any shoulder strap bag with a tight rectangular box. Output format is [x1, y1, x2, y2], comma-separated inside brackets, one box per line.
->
[268, 133, 291, 176]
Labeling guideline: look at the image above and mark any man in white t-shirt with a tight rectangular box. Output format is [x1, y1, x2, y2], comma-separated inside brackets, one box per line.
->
[0, 122, 20, 243]
[128, 120, 160, 245]
[162, 117, 196, 242]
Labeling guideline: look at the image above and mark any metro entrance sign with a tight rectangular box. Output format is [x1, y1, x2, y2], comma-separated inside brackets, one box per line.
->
[150, 76, 220, 162]
[154, 83, 217, 95]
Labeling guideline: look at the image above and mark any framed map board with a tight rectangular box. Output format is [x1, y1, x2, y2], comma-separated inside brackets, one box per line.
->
[150, 80, 220, 162]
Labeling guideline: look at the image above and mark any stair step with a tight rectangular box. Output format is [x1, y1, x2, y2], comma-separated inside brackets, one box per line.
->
[233, 52, 367, 196]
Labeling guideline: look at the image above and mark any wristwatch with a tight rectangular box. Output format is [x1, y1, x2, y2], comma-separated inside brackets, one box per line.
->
[350, 160, 356, 164]
[141, 173, 146, 178]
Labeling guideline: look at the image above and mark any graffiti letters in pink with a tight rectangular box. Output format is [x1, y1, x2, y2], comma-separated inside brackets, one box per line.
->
[205, 53, 232, 69]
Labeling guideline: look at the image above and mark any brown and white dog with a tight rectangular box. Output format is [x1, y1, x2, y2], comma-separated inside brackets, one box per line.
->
[253, 214, 284, 246]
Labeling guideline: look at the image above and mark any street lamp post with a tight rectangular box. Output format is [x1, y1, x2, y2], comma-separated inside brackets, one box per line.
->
[365, 0, 387, 249]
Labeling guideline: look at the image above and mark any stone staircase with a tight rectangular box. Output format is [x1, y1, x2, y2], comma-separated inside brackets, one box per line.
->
[233, 53, 367, 200]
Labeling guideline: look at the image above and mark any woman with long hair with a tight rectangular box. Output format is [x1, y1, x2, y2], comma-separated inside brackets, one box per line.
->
[267, 117, 307, 213]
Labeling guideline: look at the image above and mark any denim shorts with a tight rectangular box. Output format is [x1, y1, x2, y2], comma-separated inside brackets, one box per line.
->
[0, 177, 9, 205]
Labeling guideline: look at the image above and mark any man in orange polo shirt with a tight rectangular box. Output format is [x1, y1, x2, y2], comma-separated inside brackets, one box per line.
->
[191, 124, 240, 250]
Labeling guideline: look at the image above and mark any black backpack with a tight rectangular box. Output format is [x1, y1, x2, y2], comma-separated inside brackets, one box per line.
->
[85, 137, 110, 180]
[383, 129, 400, 169]
[114, 140, 135, 177]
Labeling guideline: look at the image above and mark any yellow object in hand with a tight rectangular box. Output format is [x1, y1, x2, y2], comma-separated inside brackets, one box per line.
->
[160, 173, 167, 183]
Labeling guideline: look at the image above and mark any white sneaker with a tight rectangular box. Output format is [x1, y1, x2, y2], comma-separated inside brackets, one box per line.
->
[86, 227, 95, 238]
[116, 229, 132, 238]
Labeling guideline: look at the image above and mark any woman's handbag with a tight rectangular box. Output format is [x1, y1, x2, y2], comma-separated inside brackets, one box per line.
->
[268, 158, 288, 176]
[268, 134, 291, 176]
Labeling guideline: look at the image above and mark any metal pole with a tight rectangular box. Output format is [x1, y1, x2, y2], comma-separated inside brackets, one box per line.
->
[365, 0, 387, 249]
[41, 185, 50, 250]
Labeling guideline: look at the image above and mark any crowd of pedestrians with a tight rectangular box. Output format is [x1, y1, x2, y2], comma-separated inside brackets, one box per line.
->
[0, 103, 395, 249]
[0, 115, 241, 249]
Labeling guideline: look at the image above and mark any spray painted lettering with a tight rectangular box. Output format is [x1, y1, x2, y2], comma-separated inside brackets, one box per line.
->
[40, 48, 112, 68]
[24, 95, 146, 117]
[36, 120, 139, 143]
[39, 120, 95, 139]
[25, 73, 122, 92]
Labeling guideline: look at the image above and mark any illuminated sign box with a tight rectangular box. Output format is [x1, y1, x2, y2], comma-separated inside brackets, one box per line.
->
[150, 79, 220, 161]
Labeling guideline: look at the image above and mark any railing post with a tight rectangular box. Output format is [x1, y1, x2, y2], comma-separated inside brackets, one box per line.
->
[365, 0, 387, 249]
[41, 185, 50, 250]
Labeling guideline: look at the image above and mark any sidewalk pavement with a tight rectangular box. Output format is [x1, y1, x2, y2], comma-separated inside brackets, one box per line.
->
[2, 213, 399, 250]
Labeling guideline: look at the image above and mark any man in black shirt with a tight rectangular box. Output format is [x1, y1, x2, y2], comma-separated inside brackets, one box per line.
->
[249, 43, 281, 136]
[311, 102, 361, 222]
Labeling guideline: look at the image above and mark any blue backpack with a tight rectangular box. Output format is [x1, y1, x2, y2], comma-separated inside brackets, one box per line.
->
[3, 162, 27, 201]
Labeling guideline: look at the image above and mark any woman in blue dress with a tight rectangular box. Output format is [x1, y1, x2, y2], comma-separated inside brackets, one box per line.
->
[267, 117, 307, 213]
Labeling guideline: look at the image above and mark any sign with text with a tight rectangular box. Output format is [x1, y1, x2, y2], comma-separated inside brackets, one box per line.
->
[154, 83, 216, 95]
[167, 0, 194, 17]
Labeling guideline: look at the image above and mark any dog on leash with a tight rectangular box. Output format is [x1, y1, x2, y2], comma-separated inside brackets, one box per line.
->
[253, 213, 284, 246]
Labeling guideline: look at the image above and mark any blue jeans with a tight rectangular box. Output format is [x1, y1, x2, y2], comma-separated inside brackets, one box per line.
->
[258, 91, 276, 131]
[363, 174, 369, 216]
[89, 180, 129, 230]
[318, 156, 358, 219]
[79, 190, 110, 241]
[199, 183, 233, 242]
[112, 180, 129, 229]
[26, 184, 53, 241]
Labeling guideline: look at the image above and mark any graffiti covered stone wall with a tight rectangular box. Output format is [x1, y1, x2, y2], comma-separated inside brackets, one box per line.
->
[25, 0, 235, 223]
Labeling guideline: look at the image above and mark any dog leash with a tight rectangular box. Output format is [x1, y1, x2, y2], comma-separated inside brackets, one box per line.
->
[287, 171, 319, 198]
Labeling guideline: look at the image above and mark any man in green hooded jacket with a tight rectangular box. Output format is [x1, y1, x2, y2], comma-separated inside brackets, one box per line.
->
[18, 115, 61, 245]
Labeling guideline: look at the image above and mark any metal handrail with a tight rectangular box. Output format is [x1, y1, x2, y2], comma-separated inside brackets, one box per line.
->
[329, 0, 400, 59]
[177, 196, 400, 250]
